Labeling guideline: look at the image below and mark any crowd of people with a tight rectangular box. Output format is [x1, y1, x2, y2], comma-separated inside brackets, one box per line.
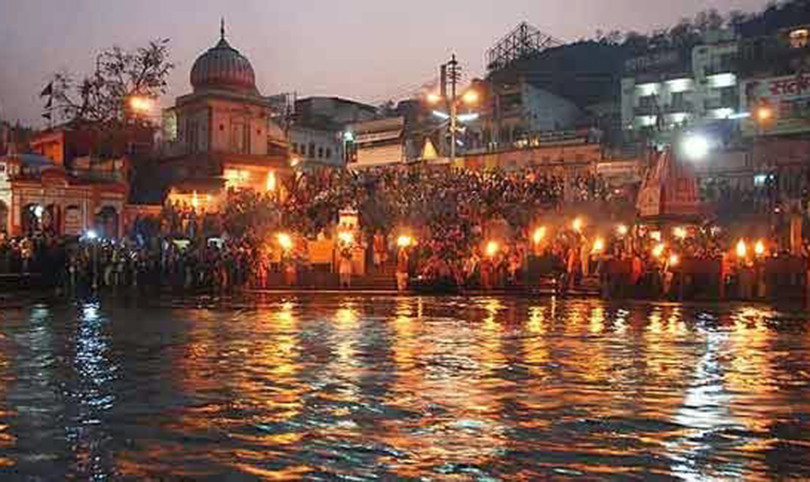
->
[1, 164, 804, 299]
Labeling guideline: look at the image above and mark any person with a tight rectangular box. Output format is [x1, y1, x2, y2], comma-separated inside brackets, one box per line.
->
[373, 232, 386, 269]
[339, 249, 353, 288]
[396, 248, 409, 292]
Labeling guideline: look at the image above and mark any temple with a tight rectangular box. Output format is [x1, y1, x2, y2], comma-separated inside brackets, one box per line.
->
[159, 21, 290, 211]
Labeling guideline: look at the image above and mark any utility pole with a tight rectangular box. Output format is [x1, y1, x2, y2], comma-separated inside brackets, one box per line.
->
[446, 54, 461, 164]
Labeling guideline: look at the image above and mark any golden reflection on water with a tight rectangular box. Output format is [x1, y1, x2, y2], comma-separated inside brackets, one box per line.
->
[3, 297, 810, 480]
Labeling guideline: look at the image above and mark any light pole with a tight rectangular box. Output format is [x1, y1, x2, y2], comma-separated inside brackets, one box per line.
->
[427, 54, 478, 165]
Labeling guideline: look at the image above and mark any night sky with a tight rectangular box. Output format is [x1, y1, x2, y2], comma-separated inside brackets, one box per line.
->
[1, 0, 769, 126]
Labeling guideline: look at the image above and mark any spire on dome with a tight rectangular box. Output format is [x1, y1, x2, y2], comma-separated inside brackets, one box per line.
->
[220, 17, 225, 40]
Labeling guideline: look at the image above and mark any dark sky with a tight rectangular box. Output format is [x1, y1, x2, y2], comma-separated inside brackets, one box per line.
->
[1, 0, 768, 126]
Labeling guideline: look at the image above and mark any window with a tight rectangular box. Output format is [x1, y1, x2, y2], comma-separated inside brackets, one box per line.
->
[318, 147, 324, 158]
[291, 143, 298, 154]
[308, 143, 315, 157]
[326, 148, 332, 158]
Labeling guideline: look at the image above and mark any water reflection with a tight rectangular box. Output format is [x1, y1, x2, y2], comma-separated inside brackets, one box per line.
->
[0, 295, 808, 479]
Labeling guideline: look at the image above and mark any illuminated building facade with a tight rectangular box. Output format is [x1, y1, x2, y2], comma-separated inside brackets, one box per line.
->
[160, 23, 289, 211]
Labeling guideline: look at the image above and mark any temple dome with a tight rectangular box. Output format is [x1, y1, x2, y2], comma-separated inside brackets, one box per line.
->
[190, 24, 258, 95]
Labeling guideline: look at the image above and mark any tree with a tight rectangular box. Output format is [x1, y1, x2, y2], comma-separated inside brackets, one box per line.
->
[51, 39, 174, 127]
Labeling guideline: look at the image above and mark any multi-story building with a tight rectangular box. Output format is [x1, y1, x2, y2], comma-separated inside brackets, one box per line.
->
[621, 30, 743, 143]
[287, 97, 377, 169]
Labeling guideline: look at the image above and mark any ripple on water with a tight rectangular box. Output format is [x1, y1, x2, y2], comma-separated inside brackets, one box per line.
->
[0, 295, 808, 479]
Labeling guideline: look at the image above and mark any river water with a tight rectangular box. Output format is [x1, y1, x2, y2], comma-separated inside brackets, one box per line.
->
[0, 294, 809, 480]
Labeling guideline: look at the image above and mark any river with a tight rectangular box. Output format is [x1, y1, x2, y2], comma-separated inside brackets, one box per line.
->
[0, 294, 808, 480]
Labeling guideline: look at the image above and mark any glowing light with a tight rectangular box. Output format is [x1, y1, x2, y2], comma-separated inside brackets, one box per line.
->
[616, 224, 629, 236]
[592, 238, 605, 254]
[682, 134, 710, 161]
[85, 230, 98, 241]
[432, 110, 450, 120]
[397, 235, 414, 248]
[650, 231, 662, 242]
[339, 231, 355, 245]
[457, 113, 480, 123]
[755, 240, 766, 257]
[652, 243, 666, 258]
[191, 190, 199, 209]
[669, 254, 680, 267]
[343, 131, 355, 142]
[277, 232, 293, 251]
[572, 217, 584, 232]
[485, 241, 499, 258]
[129, 96, 152, 113]
[673, 226, 687, 240]
[290, 157, 300, 167]
[756, 106, 773, 123]
[533, 227, 547, 244]
[32, 205, 44, 219]
[266, 171, 277, 192]
[426, 92, 442, 104]
[736, 239, 748, 259]
[462, 90, 479, 104]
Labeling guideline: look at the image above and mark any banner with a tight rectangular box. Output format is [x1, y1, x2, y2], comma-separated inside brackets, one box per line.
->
[741, 74, 810, 136]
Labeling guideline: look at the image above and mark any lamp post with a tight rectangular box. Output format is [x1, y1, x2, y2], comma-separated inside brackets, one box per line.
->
[426, 54, 478, 165]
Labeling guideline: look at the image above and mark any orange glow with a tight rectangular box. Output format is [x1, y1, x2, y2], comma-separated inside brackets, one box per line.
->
[572, 217, 584, 232]
[669, 254, 680, 267]
[756, 106, 773, 123]
[736, 239, 748, 258]
[462, 90, 479, 105]
[129, 96, 152, 113]
[426, 92, 442, 104]
[397, 235, 414, 248]
[339, 231, 354, 245]
[673, 226, 687, 240]
[652, 243, 666, 258]
[533, 227, 547, 244]
[616, 224, 629, 236]
[266, 171, 277, 192]
[277, 233, 293, 251]
[755, 240, 766, 257]
[592, 238, 605, 254]
[485, 241, 499, 258]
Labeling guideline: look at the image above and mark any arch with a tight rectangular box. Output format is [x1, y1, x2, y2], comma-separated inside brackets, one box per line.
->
[22, 203, 43, 235]
[95, 206, 119, 239]
[43, 204, 62, 236]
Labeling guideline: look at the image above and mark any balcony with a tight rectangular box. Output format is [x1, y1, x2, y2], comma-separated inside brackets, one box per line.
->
[664, 102, 693, 114]
[704, 98, 739, 111]
[633, 104, 658, 116]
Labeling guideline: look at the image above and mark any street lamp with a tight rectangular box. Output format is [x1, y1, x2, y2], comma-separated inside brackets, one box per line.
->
[129, 95, 153, 114]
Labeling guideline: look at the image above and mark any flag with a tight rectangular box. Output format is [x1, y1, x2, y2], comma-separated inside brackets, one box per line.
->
[40, 82, 53, 98]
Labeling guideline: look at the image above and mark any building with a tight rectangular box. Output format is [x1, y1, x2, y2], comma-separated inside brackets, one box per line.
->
[476, 24, 625, 152]
[346, 117, 406, 169]
[621, 30, 743, 144]
[0, 151, 128, 238]
[738, 25, 810, 138]
[160, 24, 289, 211]
[287, 97, 377, 169]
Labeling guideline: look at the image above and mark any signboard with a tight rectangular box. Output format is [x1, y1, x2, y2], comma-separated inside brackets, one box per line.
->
[64, 206, 83, 236]
[625, 51, 682, 74]
[741, 74, 810, 136]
